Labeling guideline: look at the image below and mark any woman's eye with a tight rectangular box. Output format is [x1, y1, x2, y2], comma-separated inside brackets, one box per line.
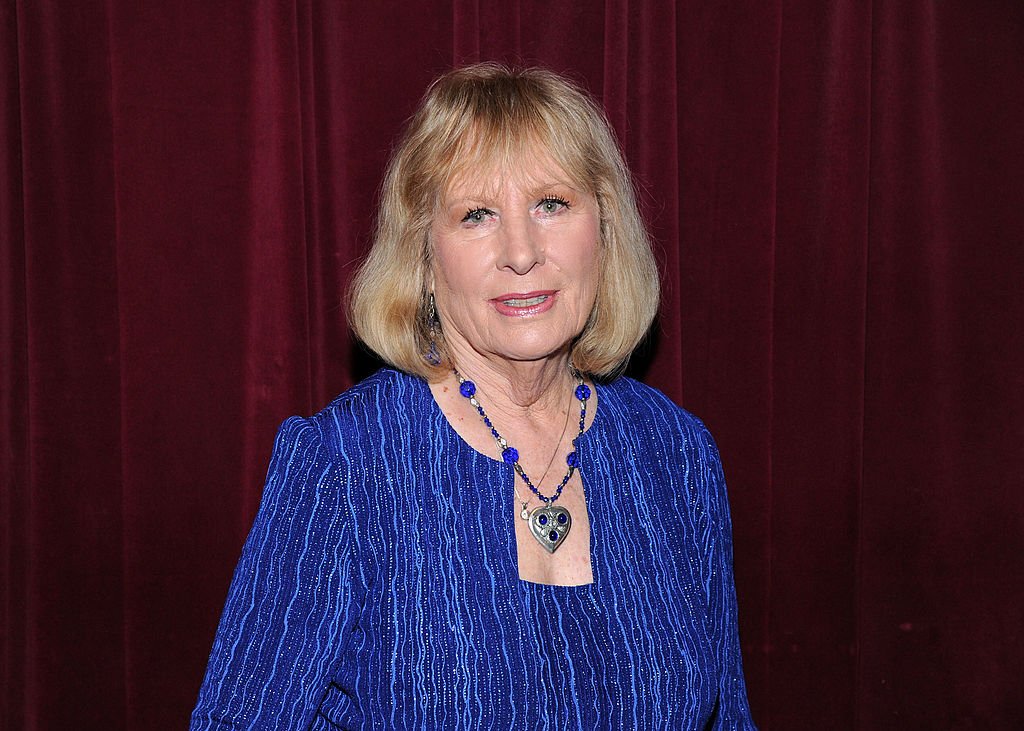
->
[537, 196, 570, 215]
[462, 208, 492, 224]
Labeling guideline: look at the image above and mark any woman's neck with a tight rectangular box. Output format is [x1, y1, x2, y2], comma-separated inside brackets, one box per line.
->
[446, 346, 575, 419]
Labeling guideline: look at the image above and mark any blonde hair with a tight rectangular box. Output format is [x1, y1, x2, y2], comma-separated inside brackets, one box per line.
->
[349, 63, 659, 380]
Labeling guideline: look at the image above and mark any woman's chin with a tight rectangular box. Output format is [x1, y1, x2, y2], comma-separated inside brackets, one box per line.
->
[482, 341, 574, 366]
[450, 320, 583, 368]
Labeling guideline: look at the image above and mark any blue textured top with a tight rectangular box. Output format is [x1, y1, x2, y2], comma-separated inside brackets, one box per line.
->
[191, 369, 755, 729]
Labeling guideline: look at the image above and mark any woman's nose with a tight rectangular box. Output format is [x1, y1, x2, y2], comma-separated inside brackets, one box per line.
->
[496, 215, 544, 274]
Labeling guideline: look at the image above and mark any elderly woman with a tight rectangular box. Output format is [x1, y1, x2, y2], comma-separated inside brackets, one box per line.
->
[192, 64, 755, 729]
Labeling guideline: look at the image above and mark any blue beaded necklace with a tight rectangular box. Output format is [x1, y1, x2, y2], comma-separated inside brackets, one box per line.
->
[454, 368, 591, 553]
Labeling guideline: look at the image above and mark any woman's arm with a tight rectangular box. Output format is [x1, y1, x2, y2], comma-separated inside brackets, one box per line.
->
[191, 416, 354, 730]
[700, 425, 758, 730]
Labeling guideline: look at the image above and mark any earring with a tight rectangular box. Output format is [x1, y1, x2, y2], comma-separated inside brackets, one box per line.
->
[425, 293, 441, 365]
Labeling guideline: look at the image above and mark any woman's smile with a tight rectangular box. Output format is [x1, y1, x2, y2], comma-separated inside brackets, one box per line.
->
[491, 290, 558, 317]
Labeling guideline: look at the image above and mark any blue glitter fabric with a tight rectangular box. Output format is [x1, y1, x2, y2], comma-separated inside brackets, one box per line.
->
[191, 369, 756, 729]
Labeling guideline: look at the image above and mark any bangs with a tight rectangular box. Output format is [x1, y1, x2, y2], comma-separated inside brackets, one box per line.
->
[439, 130, 592, 205]
[409, 77, 603, 214]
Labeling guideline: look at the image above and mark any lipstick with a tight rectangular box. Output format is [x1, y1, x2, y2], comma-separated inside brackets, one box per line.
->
[491, 290, 558, 317]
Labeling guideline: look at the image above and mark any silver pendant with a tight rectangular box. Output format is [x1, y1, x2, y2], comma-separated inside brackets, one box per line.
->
[528, 505, 572, 553]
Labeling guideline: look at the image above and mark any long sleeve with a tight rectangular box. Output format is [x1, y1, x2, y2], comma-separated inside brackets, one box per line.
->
[191, 416, 354, 730]
[191, 370, 758, 728]
[699, 425, 757, 729]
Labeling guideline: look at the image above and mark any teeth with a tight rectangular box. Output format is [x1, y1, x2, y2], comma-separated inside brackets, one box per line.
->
[503, 295, 547, 307]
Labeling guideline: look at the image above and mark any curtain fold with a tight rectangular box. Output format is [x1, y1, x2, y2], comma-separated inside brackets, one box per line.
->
[1, 5, 28, 724]
[3, 1, 1022, 728]
[765, 2, 873, 724]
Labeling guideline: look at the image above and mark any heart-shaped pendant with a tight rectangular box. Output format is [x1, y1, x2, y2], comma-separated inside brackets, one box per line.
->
[529, 505, 572, 553]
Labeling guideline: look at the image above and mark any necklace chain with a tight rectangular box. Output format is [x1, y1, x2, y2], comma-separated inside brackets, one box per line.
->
[528, 389, 574, 501]
[453, 368, 591, 508]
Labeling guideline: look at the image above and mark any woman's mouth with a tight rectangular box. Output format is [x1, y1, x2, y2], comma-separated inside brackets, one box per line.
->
[503, 295, 547, 306]
[491, 291, 558, 317]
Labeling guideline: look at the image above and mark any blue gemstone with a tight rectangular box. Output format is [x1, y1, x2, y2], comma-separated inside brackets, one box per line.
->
[538, 514, 548, 526]
[566, 452, 578, 468]
[575, 384, 591, 401]
[501, 447, 519, 464]
[549, 531, 559, 542]
[557, 513, 567, 525]
[459, 380, 476, 398]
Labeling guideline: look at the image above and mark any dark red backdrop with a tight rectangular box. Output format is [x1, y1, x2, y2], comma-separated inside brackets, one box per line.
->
[3, 1, 1023, 728]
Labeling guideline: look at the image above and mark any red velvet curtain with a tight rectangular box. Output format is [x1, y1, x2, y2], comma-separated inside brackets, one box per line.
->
[3, 2, 1022, 728]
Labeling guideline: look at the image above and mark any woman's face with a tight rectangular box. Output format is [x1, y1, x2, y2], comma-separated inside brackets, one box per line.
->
[429, 155, 600, 368]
